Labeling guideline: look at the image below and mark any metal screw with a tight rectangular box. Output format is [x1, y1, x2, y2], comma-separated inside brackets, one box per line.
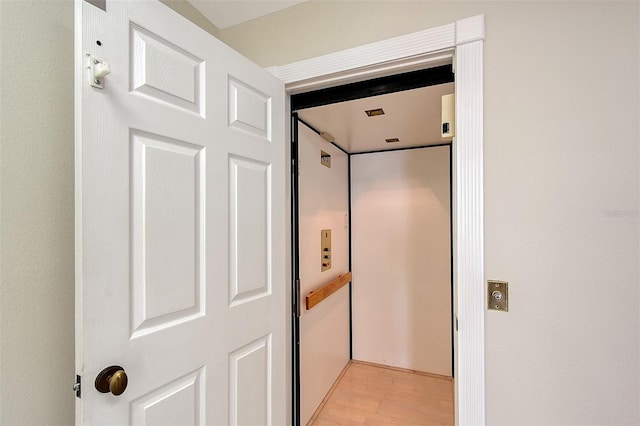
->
[94, 59, 99, 65]
[94, 79, 100, 84]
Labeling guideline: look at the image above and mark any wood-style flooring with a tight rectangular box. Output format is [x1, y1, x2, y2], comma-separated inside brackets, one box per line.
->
[309, 361, 454, 426]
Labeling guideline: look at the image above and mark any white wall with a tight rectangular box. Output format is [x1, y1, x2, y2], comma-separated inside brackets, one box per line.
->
[0, 1, 75, 424]
[298, 124, 350, 425]
[220, 2, 640, 425]
[351, 147, 451, 377]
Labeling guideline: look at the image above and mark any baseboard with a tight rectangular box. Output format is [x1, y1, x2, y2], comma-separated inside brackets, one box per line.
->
[351, 359, 453, 382]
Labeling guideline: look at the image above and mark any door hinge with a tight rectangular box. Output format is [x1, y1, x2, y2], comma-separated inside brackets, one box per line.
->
[293, 279, 301, 317]
[74, 375, 81, 399]
[455, 316, 459, 331]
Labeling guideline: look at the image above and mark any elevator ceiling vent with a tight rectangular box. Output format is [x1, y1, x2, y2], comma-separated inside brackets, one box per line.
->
[365, 108, 385, 117]
[385, 138, 400, 143]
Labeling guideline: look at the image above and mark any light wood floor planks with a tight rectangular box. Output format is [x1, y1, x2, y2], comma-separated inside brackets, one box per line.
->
[309, 361, 454, 426]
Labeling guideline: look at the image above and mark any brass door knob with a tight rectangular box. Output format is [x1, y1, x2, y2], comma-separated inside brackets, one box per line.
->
[95, 365, 128, 396]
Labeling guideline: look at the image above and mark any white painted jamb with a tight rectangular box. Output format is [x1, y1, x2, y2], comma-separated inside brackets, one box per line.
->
[274, 14, 486, 426]
[454, 14, 486, 426]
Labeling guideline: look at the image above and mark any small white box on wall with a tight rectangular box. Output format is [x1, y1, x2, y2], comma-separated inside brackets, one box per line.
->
[441, 93, 455, 140]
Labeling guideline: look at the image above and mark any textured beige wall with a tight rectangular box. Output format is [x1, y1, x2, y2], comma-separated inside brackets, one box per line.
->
[219, 0, 487, 67]
[0, 1, 75, 424]
[221, 1, 640, 425]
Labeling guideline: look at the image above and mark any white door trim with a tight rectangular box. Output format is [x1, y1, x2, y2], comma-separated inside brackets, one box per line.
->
[271, 15, 485, 426]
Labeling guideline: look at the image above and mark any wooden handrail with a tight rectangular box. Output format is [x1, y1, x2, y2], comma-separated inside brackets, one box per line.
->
[305, 272, 352, 310]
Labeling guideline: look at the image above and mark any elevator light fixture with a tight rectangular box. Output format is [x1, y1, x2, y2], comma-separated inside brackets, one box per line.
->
[385, 138, 400, 143]
[365, 108, 385, 117]
[319, 131, 335, 143]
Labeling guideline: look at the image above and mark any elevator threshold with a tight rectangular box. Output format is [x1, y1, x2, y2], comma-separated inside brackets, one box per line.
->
[308, 361, 454, 426]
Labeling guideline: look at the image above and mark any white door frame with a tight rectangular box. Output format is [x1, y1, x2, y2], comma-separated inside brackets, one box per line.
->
[270, 15, 485, 425]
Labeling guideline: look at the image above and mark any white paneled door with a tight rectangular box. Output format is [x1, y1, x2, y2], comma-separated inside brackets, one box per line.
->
[75, 1, 286, 424]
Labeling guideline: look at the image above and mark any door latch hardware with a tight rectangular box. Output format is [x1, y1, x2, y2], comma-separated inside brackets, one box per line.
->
[87, 54, 111, 89]
[74, 375, 81, 398]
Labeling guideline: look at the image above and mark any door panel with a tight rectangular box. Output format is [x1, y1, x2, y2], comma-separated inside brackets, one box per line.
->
[76, 1, 286, 424]
[130, 368, 205, 426]
[229, 156, 271, 306]
[228, 78, 272, 139]
[229, 335, 272, 425]
[130, 130, 206, 337]
[130, 24, 205, 116]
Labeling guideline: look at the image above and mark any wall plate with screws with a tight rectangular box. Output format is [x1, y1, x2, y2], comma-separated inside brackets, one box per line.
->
[487, 280, 508, 311]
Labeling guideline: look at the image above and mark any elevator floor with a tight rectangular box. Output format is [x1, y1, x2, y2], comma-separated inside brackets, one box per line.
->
[309, 361, 454, 425]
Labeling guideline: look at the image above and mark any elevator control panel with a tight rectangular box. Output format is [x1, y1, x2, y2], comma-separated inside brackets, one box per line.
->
[321, 229, 331, 271]
[441, 93, 455, 140]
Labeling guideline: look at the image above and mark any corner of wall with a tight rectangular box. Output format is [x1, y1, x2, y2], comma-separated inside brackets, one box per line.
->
[159, 0, 220, 38]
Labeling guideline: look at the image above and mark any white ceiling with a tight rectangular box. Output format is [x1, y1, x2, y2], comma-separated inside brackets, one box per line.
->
[297, 83, 455, 154]
[188, 0, 306, 29]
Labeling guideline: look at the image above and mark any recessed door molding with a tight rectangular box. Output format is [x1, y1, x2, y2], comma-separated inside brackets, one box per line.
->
[272, 15, 486, 425]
